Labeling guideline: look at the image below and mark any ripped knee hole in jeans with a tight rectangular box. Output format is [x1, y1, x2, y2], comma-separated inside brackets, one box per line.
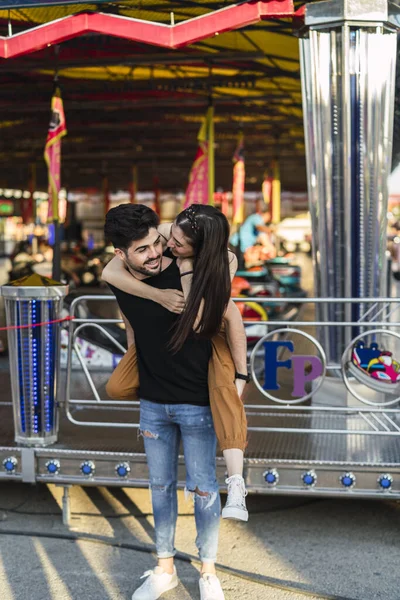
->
[138, 429, 159, 440]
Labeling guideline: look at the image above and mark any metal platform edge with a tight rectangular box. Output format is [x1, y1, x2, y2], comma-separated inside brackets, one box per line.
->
[1, 446, 400, 499]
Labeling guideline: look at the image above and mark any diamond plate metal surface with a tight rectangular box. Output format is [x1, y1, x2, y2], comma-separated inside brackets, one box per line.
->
[1, 403, 400, 465]
[0, 353, 399, 466]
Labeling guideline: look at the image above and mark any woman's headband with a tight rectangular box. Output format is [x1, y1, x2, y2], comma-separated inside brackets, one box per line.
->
[184, 206, 199, 233]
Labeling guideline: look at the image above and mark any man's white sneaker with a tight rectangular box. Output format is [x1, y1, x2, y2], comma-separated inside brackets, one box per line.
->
[221, 474, 248, 521]
[199, 574, 225, 600]
[131, 566, 178, 600]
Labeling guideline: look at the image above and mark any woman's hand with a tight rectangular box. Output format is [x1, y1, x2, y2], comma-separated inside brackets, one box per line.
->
[155, 289, 185, 314]
[235, 378, 247, 399]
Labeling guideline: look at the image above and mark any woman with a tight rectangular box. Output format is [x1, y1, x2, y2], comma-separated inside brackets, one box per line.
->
[103, 204, 249, 521]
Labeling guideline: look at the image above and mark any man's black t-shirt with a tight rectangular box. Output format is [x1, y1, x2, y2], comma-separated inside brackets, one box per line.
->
[109, 258, 211, 406]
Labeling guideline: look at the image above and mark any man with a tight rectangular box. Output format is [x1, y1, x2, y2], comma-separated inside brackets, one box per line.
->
[104, 203, 225, 600]
[230, 204, 273, 256]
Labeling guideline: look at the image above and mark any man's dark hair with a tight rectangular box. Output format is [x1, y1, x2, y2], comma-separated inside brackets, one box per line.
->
[104, 204, 159, 251]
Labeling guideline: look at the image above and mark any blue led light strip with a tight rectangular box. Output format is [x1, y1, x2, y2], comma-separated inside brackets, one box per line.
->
[44, 300, 55, 432]
[21, 301, 33, 434]
[30, 299, 41, 434]
[16, 302, 26, 433]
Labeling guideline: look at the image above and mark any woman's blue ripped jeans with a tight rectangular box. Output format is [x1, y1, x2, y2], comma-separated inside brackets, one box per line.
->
[139, 399, 220, 563]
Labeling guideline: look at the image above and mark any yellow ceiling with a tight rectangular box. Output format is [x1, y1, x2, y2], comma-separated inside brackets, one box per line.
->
[0, 1, 312, 191]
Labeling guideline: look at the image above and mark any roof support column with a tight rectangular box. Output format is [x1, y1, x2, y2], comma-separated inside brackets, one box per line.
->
[299, 0, 400, 363]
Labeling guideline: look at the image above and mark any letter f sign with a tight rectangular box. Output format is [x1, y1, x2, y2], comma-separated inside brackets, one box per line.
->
[263, 341, 294, 391]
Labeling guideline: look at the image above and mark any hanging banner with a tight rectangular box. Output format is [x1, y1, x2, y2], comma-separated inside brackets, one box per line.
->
[153, 176, 161, 215]
[215, 191, 230, 217]
[44, 88, 67, 222]
[103, 176, 110, 217]
[21, 163, 36, 224]
[130, 165, 138, 204]
[232, 133, 245, 225]
[27, 163, 36, 223]
[262, 172, 272, 210]
[208, 105, 215, 207]
[271, 160, 281, 224]
[184, 106, 214, 207]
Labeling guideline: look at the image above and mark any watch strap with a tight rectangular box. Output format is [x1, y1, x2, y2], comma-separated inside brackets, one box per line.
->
[235, 371, 251, 383]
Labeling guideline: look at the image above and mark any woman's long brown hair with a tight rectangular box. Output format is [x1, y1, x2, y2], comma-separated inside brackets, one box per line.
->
[170, 205, 231, 352]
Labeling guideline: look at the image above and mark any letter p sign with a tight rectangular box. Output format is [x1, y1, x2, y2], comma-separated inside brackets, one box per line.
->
[257, 330, 325, 401]
[291, 356, 323, 397]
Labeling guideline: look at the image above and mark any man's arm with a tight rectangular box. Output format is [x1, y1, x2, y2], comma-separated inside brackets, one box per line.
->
[253, 212, 271, 234]
[102, 256, 185, 314]
[255, 224, 273, 233]
[120, 310, 135, 347]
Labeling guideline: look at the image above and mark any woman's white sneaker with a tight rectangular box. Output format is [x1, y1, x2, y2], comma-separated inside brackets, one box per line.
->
[221, 474, 248, 521]
[199, 574, 225, 600]
[131, 566, 178, 600]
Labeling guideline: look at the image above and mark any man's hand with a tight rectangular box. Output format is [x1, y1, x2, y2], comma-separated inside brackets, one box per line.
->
[156, 289, 185, 314]
[235, 378, 247, 399]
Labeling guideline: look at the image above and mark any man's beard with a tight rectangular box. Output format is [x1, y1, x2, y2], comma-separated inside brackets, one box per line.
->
[125, 256, 162, 277]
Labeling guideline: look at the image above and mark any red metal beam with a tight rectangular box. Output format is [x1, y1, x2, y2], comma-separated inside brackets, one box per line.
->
[1, 14, 88, 59]
[0, 0, 295, 59]
[172, 0, 294, 48]
[89, 12, 172, 48]
[294, 5, 306, 18]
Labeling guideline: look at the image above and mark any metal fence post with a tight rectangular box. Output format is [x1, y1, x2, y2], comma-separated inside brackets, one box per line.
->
[1, 274, 68, 446]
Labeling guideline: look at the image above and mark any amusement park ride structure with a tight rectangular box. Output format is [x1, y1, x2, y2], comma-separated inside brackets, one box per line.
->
[1, 0, 400, 524]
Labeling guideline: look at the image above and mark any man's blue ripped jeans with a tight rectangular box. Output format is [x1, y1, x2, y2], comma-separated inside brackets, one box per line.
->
[140, 399, 220, 562]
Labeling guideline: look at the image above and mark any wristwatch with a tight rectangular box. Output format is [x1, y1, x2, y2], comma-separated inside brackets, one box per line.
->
[235, 371, 251, 383]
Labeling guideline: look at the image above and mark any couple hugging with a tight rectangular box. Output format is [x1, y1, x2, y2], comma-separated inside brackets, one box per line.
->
[104, 202, 249, 600]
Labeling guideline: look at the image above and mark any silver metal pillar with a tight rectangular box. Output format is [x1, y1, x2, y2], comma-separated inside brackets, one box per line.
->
[1, 277, 68, 446]
[299, 0, 400, 363]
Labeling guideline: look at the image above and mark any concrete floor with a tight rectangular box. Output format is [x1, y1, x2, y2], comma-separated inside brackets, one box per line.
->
[0, 481, 400, 600]
[0, 255, 400, 600]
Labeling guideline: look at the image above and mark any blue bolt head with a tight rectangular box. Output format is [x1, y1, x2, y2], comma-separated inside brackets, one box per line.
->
[264, 469, 279, 485]
[3, 457, 17, 473]
[46, 460, 60, 475]
[116, 462, 131, 478]
[81, 461, 95, 476]
[302, 471, 316, 486]
[341, 473, 356, 488]
[378, 474, 393, 490]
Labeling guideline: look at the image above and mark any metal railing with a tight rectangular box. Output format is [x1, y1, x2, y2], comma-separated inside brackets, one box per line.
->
[64, 295, 400, 436]
[65, 295, 140, 428]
